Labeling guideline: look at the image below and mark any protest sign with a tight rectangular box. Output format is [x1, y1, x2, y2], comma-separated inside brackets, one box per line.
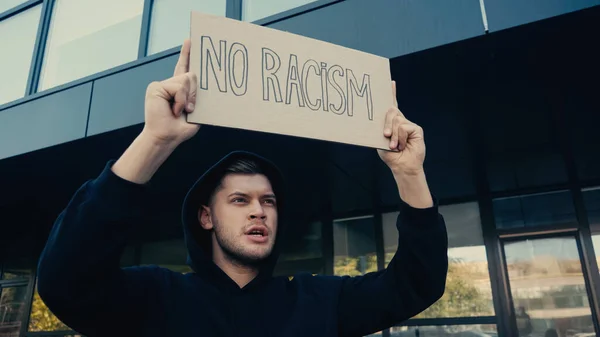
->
[188, 11, 393, 149]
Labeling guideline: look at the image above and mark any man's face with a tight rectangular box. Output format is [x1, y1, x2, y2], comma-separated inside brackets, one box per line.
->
[200, 173, 278, 265]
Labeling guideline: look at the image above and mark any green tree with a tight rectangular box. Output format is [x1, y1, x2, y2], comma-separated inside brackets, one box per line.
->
[28, 289, 70, 332]
[334, 254, 378, 276]
[417, 257, 492, 318]
[336, 255, 492, 317]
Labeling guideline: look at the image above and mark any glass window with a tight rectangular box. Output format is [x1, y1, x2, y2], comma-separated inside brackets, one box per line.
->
[0, 286, 29, 336]
[493, 190, 577, 230]
[119, 245, 137, 267]
[0, 0, 28, 14]
[390, 324, 498, 336]
[28, 284, 71, 332]
[583, 187, 600, 229]
[38, 0, 144, 91]
[140, 239, 192, 274]
[274, 220, 323, 276]
[333, 216, 377, 276]
[147, 0, 226, 55]
[0, 5, 42, 105]
[242, 0, 317, 22]
[1, 256, 32, 281]
[504, 237, 596, 337]
[585, 187, 600, 272]
[384, 202, 495, 318]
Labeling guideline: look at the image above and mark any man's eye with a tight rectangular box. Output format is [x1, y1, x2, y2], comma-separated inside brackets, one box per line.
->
[264, 199, 276, 205]
[233, 198, 246, 203]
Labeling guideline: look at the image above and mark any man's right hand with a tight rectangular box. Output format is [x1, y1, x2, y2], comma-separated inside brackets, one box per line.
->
[111, 39, 199, 184]
[142, 39, 199, 146]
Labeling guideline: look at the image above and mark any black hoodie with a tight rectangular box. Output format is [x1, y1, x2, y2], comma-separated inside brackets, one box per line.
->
[36, 152, 448, 337]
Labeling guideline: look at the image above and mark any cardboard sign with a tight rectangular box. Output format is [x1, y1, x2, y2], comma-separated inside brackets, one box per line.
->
[188, 11, 393, 149]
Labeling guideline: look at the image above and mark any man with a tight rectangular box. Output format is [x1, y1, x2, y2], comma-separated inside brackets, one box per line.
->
[37, 39, 448, 337]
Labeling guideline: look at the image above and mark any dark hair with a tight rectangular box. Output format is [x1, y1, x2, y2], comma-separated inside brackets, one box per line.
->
[206, 158, 266, 206]
[224, 158, 265, 175]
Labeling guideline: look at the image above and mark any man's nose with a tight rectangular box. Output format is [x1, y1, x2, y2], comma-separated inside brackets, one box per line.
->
[249, 201, 266, 220]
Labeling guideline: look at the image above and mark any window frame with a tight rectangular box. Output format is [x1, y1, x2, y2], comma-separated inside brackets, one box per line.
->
[0, 0, 347, 111]
[0, 257, 36, 337]
[0, 0, 45, 104]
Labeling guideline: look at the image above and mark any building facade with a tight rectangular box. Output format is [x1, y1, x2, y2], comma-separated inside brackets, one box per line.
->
[1, 1, 599, 336]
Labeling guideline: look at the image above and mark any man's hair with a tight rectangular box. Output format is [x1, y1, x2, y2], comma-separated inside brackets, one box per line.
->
[224, 158, 264, 175]
[206, 158, 265, 206]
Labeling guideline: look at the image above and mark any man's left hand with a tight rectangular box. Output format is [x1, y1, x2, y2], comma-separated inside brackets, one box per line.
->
[378, 81, 426, 176]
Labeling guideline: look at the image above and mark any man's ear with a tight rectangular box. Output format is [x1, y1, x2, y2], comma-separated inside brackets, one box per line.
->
[198, 206, 213, 230]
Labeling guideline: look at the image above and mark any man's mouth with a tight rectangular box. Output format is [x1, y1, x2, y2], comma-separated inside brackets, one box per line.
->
[245, 225, 268, 237]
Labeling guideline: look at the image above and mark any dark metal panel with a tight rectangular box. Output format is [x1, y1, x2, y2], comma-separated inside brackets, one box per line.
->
[466, 40, 513, 335]
[226, 0, 242, 19]
[399, 315, 497, 327]
[0, 82, 91, 160]
[266, 0, 485, 58]
[86, 54, 178, 136]
[484, 0, 600, 32]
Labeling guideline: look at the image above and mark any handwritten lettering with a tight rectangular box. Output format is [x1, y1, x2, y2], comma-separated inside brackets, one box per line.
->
[199, 37, 374, 121]
[200, 36, 249, 95]
[228, 43, 248, 96]
[285, 54, 305, 106]
[328, 65, 346, 115]
[346, 70, 373, 121]
[200, 36, 227, 92]
[262, 48, 283, 103]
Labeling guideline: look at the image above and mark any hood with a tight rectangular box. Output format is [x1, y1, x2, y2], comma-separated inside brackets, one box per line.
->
[180, 151, 287, 290]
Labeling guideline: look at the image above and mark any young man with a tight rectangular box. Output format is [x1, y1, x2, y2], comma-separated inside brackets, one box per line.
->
[37, 40, 448, 337]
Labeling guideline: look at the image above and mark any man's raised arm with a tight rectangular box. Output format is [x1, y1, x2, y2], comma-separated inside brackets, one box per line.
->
[36, 39, 200, 336]
[336, 85, 449, 336]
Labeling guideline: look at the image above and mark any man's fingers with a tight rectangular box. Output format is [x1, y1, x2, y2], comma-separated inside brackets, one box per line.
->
[383, 107, 407, 137]
[389, 117, 416, 151]
[174, 39, 191, 76]
[397, 121, 408, 150]
[391, 116, 409, 150]
[186, 73, 198, 113]
[399, 122, 423, 149]
[383, 107, 396, 137]
[160, 75, 191, 117]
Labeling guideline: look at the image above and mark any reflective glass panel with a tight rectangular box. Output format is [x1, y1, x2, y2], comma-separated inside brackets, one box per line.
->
[384, 202, 494, 318]
[504, 237, 595, 337]
[333, 216, 377, 276]
[274, 220, 323, 276]
[140, 239, 193, 274]
[147, 0, 226, 55]
[0, 286, 28, 336]
[0, 5, 42, 105]
[39, 0, 144, 90]
[390, 324, 498, 336]
[1, 256, 32, 281]
[0, 0, 28, 14]
[583, 187, 600, 230]
[493, 190, 576, 229]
